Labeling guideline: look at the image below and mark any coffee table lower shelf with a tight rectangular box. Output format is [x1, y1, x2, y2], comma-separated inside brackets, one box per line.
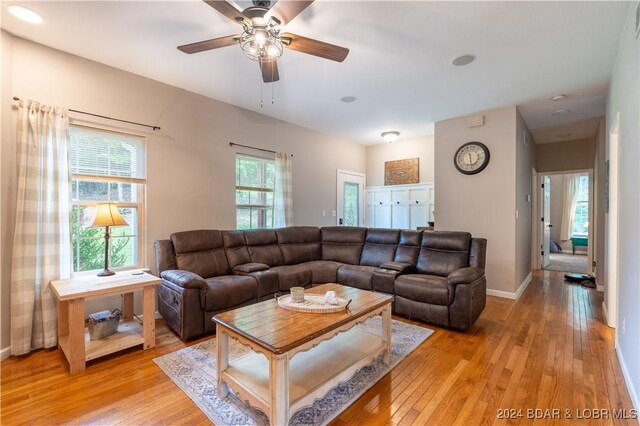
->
[221, 326, 385, 418]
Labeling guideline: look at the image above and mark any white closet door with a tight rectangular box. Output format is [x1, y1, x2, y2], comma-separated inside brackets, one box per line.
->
[391, 188, 409, 229]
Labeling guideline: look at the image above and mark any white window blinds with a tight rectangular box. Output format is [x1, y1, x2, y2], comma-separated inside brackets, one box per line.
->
[68, 126, 146, 179]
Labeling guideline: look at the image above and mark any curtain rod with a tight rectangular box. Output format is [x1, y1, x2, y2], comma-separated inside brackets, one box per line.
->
[12, 97, 161, 131]
[230, 142, 293, 156]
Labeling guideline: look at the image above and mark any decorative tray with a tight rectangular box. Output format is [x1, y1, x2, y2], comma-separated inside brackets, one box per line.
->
[277, 294, 349, 313]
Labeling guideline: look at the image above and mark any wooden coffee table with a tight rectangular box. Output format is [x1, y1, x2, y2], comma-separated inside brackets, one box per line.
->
[213, 283, 393, 425]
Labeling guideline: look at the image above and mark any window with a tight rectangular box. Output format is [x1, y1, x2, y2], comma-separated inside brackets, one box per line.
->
[572, 174, 589, 236]
[236, 154, 275, 229]
[69, 126, 146, 273]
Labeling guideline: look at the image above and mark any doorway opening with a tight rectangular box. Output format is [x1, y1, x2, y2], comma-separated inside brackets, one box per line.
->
[539, 171, 593, 274]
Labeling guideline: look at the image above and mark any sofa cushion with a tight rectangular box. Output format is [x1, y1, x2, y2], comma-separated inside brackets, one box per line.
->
[171, 230, 231, 278]
[321, 226, 367, 265]
[276, 226, 321, 265]
[244, 229, 285, 267]
[395, 274, 453, 306]
[302, 260, 344, 284]
[270, 264, 313, 291]
[416, 231, 471, 277]
[359, 228, 400, 267]
[222, 230, 251, 268]
[336, 264, 377, 290]
[202, 275, 258, 312]
[394, 230, 422, 264]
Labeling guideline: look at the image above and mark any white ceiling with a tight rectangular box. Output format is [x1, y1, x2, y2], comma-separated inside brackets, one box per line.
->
[1, 1, 630, 144]
[532, 117, 600, 145]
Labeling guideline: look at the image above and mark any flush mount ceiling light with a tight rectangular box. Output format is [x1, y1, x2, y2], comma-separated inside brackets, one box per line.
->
[452, 54, 476, 66]
[550, 94, 566, 101]
[381, 131, 400, 143]
[341, 96, 357, 103]
[8, 4, 43, 23]
[552, 109, 571, 116]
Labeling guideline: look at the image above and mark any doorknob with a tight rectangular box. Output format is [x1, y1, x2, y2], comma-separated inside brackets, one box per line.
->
[339, 218, 343, 225]
[549, 224, 553, 228]
[397, 201, 400, 204]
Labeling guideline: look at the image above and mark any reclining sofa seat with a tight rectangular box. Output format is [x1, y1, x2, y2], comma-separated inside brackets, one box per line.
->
[155, 226, 487, 340]
[336, 228, 400, 290]
[155, 230, 258, 339]
[394, 231, 487, 330]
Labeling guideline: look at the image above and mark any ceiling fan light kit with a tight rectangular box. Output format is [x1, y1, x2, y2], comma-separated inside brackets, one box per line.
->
[178, 0, 349, 83]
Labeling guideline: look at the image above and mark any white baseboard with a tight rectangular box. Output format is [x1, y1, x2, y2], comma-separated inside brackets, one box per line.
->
[515, 272, 533, 299]
[616, 344, 640, 417]
[486, 289, 517, 299]
[486, 272, 532, 300]
[597, 284, 604, 292]
[602, 301, 612, 328]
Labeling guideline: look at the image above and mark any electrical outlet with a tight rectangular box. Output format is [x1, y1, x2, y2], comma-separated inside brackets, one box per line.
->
[322, 210, 326, 217]
[622, 317, 626, 335]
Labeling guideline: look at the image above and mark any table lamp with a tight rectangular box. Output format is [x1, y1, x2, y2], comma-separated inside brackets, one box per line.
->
[89, 203, 128, 277]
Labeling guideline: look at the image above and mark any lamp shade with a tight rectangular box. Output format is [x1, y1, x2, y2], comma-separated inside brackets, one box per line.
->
[90, 203, 128, 228]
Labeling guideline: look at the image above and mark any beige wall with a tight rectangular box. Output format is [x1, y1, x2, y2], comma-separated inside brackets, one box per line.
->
[515, 109, 534, 287]
[0, 33, 366, 351]
[535, 138, 595, 173]
[365, 136, 434, 186]
[434, 106, 518, 294]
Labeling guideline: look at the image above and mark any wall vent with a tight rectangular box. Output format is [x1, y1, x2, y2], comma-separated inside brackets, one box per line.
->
[467, 115, 484, 128]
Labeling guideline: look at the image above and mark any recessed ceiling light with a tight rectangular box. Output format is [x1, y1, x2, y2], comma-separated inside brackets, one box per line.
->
[340, 96, 356, 103]
[550, 94, 566, 101]
[557, 133, 572, 138]
[381, 131, 400, 143]
[8, 5, 43, 24]
[552, 109, 571, 116]
[452, 54, 476, 66]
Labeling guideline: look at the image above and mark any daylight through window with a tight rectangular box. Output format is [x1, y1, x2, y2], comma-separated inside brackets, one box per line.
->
[572, 174, 589, 236]
[69, 126, 146, 273]
[236, 154, 275, 229]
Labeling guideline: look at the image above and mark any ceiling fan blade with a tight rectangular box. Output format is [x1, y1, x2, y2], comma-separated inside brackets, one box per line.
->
[178, 34, 239, 54]
[281, 33, 349, 62]
[266, 0, 314, 26]
[259, 60, 280, 83]
[203, 0, 249, 25]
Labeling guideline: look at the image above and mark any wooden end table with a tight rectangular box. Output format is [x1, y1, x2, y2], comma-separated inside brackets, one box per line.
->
[50, 271, 161, 373]
[213, 283, 393, 425]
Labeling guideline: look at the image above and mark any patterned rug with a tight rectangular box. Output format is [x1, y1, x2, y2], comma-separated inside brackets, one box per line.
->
[154, 316, 433, 425]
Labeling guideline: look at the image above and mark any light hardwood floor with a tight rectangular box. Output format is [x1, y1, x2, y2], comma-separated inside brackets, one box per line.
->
[1, 270, 636, 425]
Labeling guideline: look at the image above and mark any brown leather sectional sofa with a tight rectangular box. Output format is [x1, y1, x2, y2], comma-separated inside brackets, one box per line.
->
[154, 226, 487, 340]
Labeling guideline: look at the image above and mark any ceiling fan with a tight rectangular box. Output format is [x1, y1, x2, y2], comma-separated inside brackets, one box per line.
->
[178, 0, 349, 83]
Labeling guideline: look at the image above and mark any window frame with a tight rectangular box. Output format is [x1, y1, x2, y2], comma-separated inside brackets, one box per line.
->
[571, 175, 589, 237]
[235, 154, 275, 230]
[69, 124, 147, 275]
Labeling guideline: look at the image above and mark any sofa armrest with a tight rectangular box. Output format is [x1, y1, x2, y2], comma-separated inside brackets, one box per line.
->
[380, 261, 415, 273]
[160, 270, 207, 290]
[233, 263, 269, 274]
[447, 267, 484, 285]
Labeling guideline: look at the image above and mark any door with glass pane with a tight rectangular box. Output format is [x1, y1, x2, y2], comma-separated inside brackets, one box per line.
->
[337, 170, 365, 226]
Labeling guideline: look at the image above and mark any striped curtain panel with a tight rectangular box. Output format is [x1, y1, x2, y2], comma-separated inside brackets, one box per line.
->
[273, 152, 293, 228]
[11, 100, 72, 356]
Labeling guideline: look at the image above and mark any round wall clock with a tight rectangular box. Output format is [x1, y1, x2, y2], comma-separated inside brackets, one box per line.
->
[454, 141, 490, 175]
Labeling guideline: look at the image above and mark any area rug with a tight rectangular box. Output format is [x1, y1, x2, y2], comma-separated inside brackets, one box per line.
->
[154, 316, 433, 425]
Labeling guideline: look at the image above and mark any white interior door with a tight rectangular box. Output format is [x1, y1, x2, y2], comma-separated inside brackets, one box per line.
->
[542, 176, 551, 268]
[337, 170, 365, 226]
